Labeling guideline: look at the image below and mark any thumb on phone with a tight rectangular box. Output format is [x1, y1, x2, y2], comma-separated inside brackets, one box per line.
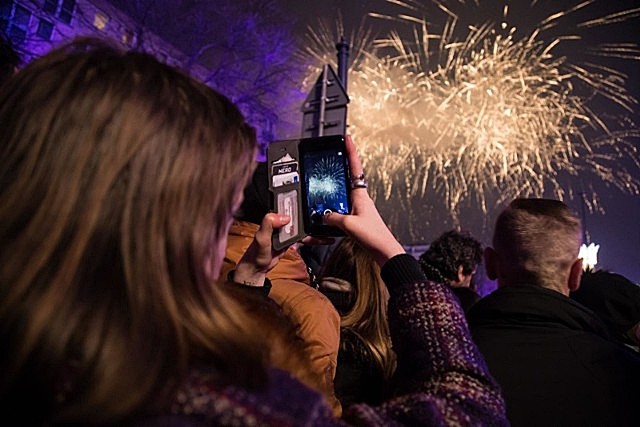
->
[233, 213, 291, 286]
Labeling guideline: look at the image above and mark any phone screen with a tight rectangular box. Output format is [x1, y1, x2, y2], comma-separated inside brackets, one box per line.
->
[300, 136, 350, 235]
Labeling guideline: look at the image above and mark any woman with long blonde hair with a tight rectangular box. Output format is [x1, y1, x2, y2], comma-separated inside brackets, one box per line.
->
[0, 38, 307, 423]
[318, 237, 396, 405]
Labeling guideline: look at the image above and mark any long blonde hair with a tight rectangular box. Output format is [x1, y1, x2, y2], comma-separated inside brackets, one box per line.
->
[320, 237, 396, 380]
[0, 39, 264, 423]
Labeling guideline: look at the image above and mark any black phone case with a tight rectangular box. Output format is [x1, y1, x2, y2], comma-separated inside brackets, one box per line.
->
[267, 139, 306, 251]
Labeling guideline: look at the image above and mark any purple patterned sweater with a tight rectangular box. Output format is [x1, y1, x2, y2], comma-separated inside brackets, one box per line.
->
[144, 255, 508, 426]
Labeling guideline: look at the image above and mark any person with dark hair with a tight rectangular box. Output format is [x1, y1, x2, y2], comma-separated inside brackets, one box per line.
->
[419, 229, 483, 312]
[572, 269, 640, 350]
[318, 236, 396, 407]
[0, 38, 507, 425]
[468, 198, 640, 426]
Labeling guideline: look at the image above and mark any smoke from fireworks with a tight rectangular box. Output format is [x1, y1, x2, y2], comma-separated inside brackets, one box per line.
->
[299, 0, 640, 241]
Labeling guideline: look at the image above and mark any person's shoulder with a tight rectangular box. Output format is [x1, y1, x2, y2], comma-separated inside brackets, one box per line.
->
[466, 285, 527, 324]
[466, 286, 502, 308]
[268, 273, 340, 334]
[451, 286, 481, 311]
[264, 368, 340, 424]
[268, 246, 312, 285]
[269, 274, 319, 297]
[155, 367, 337, 426]
[229, 220, 260, 237]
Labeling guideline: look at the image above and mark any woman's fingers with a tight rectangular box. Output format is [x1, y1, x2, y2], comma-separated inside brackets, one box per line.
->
[233, 214, 291, 285]
[345, 135, 364, 178]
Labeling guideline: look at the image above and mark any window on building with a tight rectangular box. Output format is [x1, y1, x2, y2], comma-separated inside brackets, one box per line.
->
[42, 0, 75, 25]
[93, 11, 109, 30]
[36, 18, 53, 40]
[42, 0, 57, 15]
[0, 2, 12, 30]
[0, 2, 31, 45]
[58, 0, 75, 25]
[121, 29, 134, 47]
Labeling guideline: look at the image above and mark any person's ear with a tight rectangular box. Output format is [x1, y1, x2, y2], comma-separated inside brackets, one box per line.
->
[484, 247, 498, 281]
[568, 258, 583, 292]
[455, 265, 465, 284]
[454, 265, 474, 288]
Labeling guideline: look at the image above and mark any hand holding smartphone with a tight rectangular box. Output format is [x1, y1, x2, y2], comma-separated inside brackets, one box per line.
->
[267, 135, 351, 248]
[321, 135, 406, 266]
[299, 136, 351, 236]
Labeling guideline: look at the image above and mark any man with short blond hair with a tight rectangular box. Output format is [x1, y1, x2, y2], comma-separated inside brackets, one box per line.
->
[489, 198, 583, 294]
[469, 198, 640, 426]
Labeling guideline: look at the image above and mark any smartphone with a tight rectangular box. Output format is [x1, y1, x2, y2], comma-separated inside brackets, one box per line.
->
[299, 135, 351, 236]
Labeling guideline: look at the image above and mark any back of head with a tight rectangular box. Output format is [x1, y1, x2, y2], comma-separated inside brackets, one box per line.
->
[492, 198, 582, 290]
[0, 38, 259, 423]
[319, 237, 395, 379]
[320, 237, 360, 291]
[419, 230, 483, 284]
[320, 237, 390, 316]
[235, 161, 270, 225]
[573, 269, 640, 345]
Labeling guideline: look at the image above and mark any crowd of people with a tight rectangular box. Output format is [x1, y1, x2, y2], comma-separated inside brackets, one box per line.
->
[1, 36, 638, 426]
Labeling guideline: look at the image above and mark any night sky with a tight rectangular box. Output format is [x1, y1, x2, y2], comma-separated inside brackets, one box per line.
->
[279, 0, 640, 283]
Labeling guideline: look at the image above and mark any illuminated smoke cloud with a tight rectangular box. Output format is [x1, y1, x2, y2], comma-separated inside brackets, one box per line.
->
[300, 1, 640, 240]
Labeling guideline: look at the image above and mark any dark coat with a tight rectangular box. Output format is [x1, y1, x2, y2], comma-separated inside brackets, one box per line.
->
[468, 284, 640, 427]
[333, 327, 388, 407]
[451, 286, 482, 313]
[571, 270, 640, 346]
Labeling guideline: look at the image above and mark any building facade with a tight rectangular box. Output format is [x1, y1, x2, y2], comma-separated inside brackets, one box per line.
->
[1, 0, 197, 71]
[2, 0, 295, 155]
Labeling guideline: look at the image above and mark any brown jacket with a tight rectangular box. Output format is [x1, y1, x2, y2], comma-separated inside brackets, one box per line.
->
[221, 220, 342, 414]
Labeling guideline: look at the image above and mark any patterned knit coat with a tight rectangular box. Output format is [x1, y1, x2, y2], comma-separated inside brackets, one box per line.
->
[142, 254, 508, 426]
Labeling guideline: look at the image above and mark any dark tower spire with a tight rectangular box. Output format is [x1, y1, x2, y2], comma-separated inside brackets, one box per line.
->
[336, 35, 349, 90]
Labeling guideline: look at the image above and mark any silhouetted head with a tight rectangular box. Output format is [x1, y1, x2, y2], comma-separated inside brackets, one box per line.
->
[419, 230, 482, 288]
[486, 198, 582, 294]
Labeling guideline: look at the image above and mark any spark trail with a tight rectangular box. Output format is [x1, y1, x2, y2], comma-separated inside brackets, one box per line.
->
[299, 0, 640, 241]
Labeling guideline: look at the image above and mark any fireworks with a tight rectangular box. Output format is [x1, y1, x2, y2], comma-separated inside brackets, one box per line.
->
[299, 0, 640, 242]
[308, 156, 348, 199]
